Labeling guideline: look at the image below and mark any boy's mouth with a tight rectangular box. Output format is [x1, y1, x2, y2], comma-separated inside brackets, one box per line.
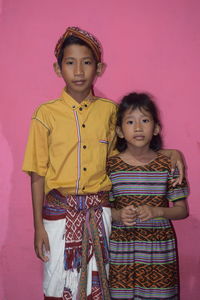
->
[73, 80, 86, 85]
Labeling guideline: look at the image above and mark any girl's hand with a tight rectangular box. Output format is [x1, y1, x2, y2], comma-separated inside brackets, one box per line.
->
[120, 205, 137, 226]
[34, 226, 50, 262]
[137, 205, 161, 221]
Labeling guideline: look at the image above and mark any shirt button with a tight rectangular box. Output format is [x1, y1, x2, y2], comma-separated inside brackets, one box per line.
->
[72, 105, 76, 109]
[82, 124, 85, 128]
[83, 145, 87, 149]
[83, 167, 87, 171]
[84, 104, 88, 108]
[82, 187, 85, 190]
[79, 107, 83, 111]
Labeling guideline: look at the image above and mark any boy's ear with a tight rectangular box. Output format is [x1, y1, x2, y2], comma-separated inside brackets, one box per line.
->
[116, 126, 124, 138]
[96, 62, 105, 77]
[153, 124, 160, 136]
[53, 62, 62, 77]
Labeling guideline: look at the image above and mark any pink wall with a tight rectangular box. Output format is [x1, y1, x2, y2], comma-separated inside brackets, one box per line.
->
[0, 0, 199, 299]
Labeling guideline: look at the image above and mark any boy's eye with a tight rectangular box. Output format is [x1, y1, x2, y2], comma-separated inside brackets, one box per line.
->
[127, 120, 134, 124]
[66, 61, 73, 65]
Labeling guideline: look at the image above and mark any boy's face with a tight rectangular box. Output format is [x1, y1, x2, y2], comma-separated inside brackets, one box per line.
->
[54, 44, 102, 101]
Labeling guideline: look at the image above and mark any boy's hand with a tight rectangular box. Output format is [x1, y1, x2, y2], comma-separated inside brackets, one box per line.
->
[34, 227, 50, 262]
[170, 150, 185, 186]
[137, 205, 160, 221]
[160, 149, 185, 186]
[120, 205, 137, 226]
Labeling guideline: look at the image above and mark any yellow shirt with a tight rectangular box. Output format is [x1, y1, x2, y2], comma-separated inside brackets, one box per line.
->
[22, 89, 118, 195]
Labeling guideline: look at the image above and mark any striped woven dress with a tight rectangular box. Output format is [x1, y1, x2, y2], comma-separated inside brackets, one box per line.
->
[107, 153, 188, 300]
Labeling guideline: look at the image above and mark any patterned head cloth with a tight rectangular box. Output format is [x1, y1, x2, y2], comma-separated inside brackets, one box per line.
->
[54, 26, 102, 62]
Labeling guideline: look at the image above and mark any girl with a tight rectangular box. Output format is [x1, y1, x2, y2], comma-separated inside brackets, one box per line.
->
[107, 93, 189, 300]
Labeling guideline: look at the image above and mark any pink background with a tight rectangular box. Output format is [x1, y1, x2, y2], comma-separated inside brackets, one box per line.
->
[0, 0, 200, 299]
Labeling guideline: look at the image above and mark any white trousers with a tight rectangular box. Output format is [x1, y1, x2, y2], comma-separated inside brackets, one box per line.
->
[43, 207, 111, 299]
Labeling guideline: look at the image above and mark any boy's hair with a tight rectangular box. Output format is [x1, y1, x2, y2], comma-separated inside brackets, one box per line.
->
[54, 26, 102, 69]
[57, 35, 98, 69]
[116, 92, 163, 152]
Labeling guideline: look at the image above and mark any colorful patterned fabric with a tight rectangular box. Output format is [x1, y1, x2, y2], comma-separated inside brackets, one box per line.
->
[79, 208, 110, 300]
[54, 26, 102, 62]
[107, 153, 188, 300]
[43, 189, 111, 299]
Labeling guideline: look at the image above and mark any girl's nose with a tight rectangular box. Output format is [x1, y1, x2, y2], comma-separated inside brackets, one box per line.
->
[134, 122, 142, 131]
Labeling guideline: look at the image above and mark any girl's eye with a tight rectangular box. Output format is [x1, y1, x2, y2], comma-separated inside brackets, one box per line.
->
[127, 120, 134, 124]
[142, 119, 150, 123]
[66, 61, 73, 65]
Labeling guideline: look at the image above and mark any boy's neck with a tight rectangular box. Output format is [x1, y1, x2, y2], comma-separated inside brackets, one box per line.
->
[66, 87, 92, 103]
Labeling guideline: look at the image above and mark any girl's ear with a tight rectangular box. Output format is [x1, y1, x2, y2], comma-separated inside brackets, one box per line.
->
[153, 124, 160, 136]
[96, 62, 105, 76]
[53, 62, 62, 77]
[116, 126, 124, 138]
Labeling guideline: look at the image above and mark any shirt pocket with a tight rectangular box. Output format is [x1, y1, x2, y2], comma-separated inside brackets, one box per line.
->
[99, 139, 109, 145]
[95, 139, 109, 171]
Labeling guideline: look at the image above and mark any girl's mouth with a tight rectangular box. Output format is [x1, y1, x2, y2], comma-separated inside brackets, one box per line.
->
[134, 136, 145, 140]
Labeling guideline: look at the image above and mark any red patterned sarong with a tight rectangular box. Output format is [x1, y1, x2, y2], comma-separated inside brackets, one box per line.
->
[43, 190, 111, 300]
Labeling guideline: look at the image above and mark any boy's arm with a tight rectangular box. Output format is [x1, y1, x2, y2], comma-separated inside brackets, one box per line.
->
[31, 172, 50, 262]
[159, 149, 185, 185]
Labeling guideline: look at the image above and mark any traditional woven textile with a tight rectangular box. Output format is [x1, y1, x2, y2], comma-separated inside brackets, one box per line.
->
[43, 189, 110, 299]
[107, 153, 188, 300]
[54, 26, 102, 62]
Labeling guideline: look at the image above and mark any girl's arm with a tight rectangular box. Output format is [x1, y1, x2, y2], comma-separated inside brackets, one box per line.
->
[137, 200, 188, 222]
[31, 172, 50, 262]
[159, 149, 184, 185]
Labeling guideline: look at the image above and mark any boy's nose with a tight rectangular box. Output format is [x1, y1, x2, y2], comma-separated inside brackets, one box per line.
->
[74, 63, 84, 76]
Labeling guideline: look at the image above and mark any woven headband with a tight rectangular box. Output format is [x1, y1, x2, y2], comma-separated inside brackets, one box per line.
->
[54, 26, 101, 62]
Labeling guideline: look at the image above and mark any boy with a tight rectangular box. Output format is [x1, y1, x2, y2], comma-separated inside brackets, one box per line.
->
[23, 27, 184, 300]
[23, 26, 116, 300]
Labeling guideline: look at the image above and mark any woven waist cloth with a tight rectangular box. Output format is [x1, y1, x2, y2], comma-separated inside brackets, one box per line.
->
[43, 189, 111, 300]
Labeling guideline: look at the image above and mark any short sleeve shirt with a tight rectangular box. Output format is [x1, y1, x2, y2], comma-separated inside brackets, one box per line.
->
[22, 89, 118, 195]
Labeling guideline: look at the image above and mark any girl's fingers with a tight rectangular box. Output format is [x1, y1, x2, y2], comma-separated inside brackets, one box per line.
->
[140, 216, 149, 222]
[124, 220, 136, 226]
[122, 217, 135, 224]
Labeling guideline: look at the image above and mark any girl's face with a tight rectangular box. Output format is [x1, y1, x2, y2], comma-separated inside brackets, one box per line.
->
[117, 107, 160, 151]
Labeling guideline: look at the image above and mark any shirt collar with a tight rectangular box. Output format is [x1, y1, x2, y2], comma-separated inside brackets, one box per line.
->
[61, 88, 98, 110]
